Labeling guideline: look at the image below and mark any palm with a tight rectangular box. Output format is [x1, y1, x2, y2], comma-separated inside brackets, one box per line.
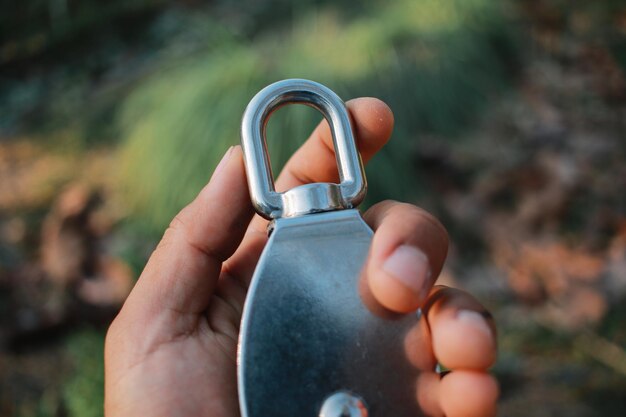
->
[106, 254, 257, 416]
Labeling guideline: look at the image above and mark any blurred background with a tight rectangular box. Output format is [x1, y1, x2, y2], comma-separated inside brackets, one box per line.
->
[1, 0, 625, 415]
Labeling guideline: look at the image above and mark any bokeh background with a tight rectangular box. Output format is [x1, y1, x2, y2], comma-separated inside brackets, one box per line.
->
[1, 0, 625, 416]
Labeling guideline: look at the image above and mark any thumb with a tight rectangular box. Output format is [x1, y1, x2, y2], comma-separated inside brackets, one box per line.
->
[122, 145, 254, 319]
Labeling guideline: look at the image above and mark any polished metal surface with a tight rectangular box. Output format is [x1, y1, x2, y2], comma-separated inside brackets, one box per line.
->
[319, 391, 368, 417]
[238, 211, 422, 417]
[240, 79, 366, 219]
[238, 80, 422, 417]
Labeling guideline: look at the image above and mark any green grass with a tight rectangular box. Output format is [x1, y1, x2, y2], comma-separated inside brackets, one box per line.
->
[117, 0, 517, 232]
[63, 330, 105, 417]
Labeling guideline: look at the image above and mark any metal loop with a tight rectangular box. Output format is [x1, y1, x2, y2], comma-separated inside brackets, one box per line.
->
[241, 79, 367, 219]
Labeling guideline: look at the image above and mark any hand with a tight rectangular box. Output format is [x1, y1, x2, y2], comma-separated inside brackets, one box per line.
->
[105, 98, 498, 417]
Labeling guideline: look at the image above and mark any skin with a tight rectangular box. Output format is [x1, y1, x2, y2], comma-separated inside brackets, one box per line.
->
[105, 98, 499, 417]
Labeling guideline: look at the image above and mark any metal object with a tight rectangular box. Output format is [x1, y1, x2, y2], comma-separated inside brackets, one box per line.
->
[238, 79, 422, 417]
[319, 391, 368, 417]
[241, 79, 366, 219]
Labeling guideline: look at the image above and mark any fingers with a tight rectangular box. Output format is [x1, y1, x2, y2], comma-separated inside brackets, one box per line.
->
[363, 201, 449, 313]
[122, 146, 254, 318]
[362, 202, 496, 369]
[438, 371, 499, 417]
[416, 372, 444, 417]
[424, 286, 497, 370]
[362, 196, 498, 416]
[247, 97, 394, 234]
[414, 287, 498, 417]
[416, 371, 498, 417]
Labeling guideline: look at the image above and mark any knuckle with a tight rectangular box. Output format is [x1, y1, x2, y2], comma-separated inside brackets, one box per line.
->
[168, 212, 187, 231]
[363, 199, 400, 223]
[388, 203, 441, 228]
[156, 211, 189, 252]
[367, 201, 450, 260]
[384, 202, 449, 247]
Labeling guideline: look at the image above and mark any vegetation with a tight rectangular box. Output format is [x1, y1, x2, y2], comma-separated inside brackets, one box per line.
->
[63, 330, 105, 417]
[1, 1, 625, 416]
[117, 0, 515, 230]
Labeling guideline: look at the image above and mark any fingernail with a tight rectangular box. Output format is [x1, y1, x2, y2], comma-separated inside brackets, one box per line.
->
[212, 146, 234, 179]
[382, 245, 431, 298]
[456, 310, 492, 337]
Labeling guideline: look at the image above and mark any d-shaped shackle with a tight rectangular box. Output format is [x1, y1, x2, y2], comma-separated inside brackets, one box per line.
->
[240, 79, 367, 219]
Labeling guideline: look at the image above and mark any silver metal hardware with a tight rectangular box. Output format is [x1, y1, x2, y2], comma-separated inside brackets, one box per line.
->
[319, 391, 368, 417]
[240, 79, 366, 219]
[238, 80, 423, 417]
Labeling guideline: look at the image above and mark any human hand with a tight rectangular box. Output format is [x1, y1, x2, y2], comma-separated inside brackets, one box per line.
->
[105, 98, 498, 417]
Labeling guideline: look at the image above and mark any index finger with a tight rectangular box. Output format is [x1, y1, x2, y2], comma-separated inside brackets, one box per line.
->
[276, 97, 394, 191]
